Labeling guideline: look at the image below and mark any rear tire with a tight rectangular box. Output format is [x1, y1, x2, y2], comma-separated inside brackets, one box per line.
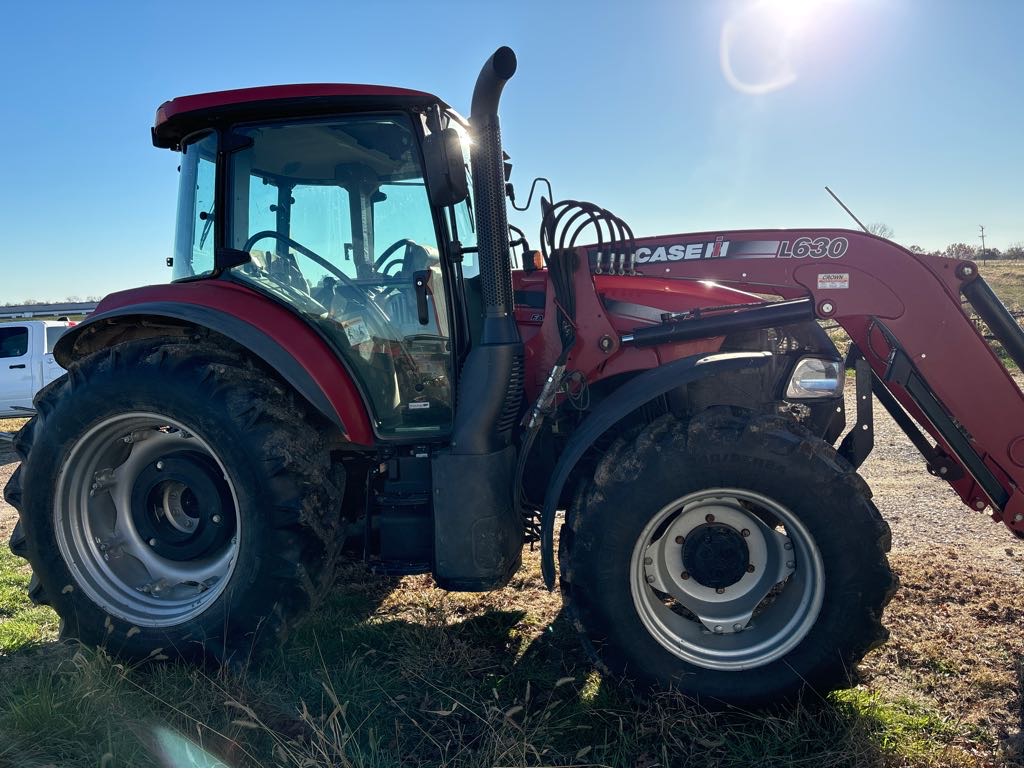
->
[559, 408, 896, 707]
[3, 336, 345, 661]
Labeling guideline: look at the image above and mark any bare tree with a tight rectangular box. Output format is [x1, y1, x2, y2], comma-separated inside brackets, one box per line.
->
[1005, 242, 1024, 260]
[867, 222, 894, 239]
[943, 243, 976, 260]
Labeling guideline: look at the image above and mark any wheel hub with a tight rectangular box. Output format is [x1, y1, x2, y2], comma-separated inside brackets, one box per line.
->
[129, 450, 235, 561]
[682, 523, 749, 589]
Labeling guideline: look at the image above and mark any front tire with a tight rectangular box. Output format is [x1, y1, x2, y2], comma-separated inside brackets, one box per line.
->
[4, 336, 344, 661]
[559, 409, 896, 707]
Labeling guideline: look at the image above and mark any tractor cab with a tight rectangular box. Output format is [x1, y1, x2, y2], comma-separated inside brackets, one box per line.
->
[161, 88, 479, 438]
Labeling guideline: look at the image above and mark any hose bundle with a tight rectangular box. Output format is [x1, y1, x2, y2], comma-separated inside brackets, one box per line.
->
[515, 200, 636, 540]
[540, 198, 637, 277]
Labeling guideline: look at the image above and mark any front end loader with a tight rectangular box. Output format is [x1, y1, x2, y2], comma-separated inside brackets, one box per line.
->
[7, 47, 1023, 708]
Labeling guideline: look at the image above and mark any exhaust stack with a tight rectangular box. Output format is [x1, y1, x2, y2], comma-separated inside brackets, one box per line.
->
[432, 47, 524, 592]
[451, 46, 524, 454]
[469, 46, 519, 344]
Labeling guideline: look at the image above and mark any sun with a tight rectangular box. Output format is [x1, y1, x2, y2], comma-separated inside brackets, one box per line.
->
[760, 0, 827, 36]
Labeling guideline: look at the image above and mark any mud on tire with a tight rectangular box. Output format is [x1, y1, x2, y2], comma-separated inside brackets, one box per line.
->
[4, 335, 345, 661]
[559, 408, 896, 708]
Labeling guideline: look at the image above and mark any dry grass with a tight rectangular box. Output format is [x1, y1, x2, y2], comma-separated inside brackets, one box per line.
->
[865, 549, 1024, 762]
[0, 417, 28, 434]
[979, 261, 1024, 309]
[0, 542, 1014, 767]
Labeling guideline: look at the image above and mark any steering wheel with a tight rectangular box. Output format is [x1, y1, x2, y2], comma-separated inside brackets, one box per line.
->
[241, 231, 422, 404]
[373, 239, 416, 276]
[242, 230, 404, 331]
[243, 231, 363, 289]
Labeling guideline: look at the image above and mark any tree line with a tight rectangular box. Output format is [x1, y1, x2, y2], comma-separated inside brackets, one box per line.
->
[867, 223, 1019, 260]
[2, 296, 104, 307]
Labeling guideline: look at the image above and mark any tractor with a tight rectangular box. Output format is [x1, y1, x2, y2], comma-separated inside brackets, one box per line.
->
[8, 47, 1024, 708]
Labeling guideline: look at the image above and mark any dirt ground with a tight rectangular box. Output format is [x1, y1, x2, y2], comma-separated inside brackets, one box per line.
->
[2, 383, 1024, 760]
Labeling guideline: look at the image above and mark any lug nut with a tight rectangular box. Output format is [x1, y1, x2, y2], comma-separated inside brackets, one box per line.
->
[733, 623, 744, 631]
[680, 571, 690, 580]
[784, 541, 793, 550]
[674, 535, 684, 544]
[786, 560, 796, 569]
[156, 460, 164, 470]
[212, 515, 222, 524]
[747, 564, 755, 573]
[741, 528, 750, 537]
[705, 514, 715, 523]
[1014, 514, 1023, 523]
[646, 574, 655, 584]
[714, 625, 723, 633]
[148, 538, 157, 547]
[643, 556, 652, 565]
[715, 587, 725, 594]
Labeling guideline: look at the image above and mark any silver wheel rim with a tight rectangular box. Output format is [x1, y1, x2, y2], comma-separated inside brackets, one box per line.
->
[630, 488, 824, 671]
[54, 412, 240, 627]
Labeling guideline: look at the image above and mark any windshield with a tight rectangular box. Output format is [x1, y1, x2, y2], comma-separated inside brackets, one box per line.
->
[225, 114, 454, 437]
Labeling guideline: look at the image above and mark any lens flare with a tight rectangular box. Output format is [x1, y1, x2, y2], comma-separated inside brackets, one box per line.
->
[720, 0, 841, 95]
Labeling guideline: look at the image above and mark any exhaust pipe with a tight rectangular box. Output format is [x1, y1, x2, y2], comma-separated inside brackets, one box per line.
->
[469, 45, 519, 344]
[452, 46, 523, 454]
[432, 47, 524, 591]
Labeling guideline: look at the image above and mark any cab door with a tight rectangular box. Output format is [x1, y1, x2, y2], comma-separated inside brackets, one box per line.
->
[224, 115, 456, 439]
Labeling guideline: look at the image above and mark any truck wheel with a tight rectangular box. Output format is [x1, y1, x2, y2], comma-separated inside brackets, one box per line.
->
[3, 336, 344, 661]
[559, 408, 896, 707]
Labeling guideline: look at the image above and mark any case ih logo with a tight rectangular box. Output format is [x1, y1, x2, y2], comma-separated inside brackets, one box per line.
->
[625, 236, 850, 265]
[634, 237, 729, 263]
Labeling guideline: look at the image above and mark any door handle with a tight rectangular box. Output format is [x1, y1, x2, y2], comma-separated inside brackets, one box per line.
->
[9, 364, 26, 369]
[413, 270, 431, 326]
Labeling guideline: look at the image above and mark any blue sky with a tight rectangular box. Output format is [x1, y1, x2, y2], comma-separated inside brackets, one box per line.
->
[0, 0, 1021, 303]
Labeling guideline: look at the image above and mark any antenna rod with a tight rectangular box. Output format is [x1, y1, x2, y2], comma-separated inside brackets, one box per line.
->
[825, 186, 870, 233]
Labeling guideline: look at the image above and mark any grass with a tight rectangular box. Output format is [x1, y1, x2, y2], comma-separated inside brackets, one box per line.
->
[0, 548, 58, 652]
[977, 260, 1024, 308]
[0, 547, 1010, 767]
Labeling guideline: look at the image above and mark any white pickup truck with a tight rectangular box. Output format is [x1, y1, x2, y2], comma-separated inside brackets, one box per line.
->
[1, 321, 71, 417]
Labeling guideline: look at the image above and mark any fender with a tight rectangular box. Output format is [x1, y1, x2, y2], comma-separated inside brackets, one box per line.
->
[540, 351, 773, 588]
[54, 282, 375, 445]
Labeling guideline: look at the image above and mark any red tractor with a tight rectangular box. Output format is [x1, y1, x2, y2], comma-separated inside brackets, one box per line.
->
[8, 48, 1024, 707]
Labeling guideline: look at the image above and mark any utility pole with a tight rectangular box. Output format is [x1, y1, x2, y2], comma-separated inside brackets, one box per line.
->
[979, 225, 987, 262]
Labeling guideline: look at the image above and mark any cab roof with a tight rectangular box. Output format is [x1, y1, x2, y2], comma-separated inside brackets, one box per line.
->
[152, 83, 447, 150]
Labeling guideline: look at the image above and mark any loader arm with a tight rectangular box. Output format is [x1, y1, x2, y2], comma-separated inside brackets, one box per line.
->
[609, 228, 1024, 535]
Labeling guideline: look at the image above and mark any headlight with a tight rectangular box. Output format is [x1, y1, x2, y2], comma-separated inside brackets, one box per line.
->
[785, 357, 843, 399]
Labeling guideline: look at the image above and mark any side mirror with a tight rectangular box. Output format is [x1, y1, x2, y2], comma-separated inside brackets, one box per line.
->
[422, 128, 469, 208]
